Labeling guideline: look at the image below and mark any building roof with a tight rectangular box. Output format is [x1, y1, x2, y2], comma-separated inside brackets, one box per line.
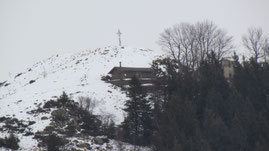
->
[108, 67, 153, 74]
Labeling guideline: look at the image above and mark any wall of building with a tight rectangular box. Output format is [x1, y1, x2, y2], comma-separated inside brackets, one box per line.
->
[222, 59, 234, 80]
[109, 69, 154, 89]
[111, 70, 153, 80]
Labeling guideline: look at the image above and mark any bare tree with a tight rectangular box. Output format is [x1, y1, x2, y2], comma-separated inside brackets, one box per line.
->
[78, 96, 96, 113]
[158, 21, 233, 70]
[194, 21, 233, 61]
[158, 23, 196, 70]
[242, 27, 268, 62]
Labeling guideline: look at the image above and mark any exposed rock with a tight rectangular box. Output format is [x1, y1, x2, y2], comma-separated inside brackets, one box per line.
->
[15, 73, 23, 78]
[29, 80, 36, 84]
[24, 131, 34, 136]
[94, 137, 108, 145]
[41, 116, 49, 120]
[28, 121, 36, 126]
[76, 142, 91, 150]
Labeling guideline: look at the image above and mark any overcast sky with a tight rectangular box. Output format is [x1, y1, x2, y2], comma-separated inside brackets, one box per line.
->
[0, 0, 268, 81]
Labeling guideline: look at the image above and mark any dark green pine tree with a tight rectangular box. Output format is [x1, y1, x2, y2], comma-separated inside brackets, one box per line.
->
[121, 76, 153, 146]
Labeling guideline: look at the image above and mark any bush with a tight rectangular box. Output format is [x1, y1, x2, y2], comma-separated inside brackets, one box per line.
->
[75, 107, 102, 136]
[58, 92, 69, 106]
[102, 120, 116, 139]
[101, 114, 116, 139]
[44, 92, 73, 108]
[0, 138, 4, 147]
[44, 126, 56, 133]
[43, 100, 58, 108]
[45, 134, 65, 151]
[101, 75, 111, 81]
[5, 133, 20, 150]
[0, 133, 20, 150]
[51, 109, 69, 123]
[66, 120, 78, 137]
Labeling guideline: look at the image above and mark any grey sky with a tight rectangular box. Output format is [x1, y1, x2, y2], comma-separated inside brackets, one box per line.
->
[0, 0, 268, 81]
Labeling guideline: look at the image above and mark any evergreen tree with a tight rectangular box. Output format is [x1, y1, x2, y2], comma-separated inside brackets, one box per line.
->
[121, 76, 153, 146]
[58, 91, 69, 106]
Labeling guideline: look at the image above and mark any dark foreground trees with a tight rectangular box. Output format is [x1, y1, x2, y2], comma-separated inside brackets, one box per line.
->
[150, 53, 269, 151]
[117, 48, 269, 151]
[138, 21, 268, 151]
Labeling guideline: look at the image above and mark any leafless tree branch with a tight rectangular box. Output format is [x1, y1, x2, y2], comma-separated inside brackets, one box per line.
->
[242, 27, 268, 62]
[158, 21, 233, 70]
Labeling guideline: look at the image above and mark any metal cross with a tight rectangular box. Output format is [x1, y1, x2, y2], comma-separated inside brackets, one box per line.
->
[117, 29, 122, 46]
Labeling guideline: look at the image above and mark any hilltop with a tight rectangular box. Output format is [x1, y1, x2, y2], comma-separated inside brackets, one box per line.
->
[0, 46, 163, 150]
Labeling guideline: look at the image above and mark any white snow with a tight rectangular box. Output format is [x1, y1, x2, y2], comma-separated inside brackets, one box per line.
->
[0, 45, 163, 150]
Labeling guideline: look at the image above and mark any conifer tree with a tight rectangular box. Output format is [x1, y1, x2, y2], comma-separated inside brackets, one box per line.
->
[121, 76, 153, 146]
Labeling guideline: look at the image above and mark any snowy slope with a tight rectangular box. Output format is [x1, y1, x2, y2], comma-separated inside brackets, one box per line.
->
[0, 46, 163, 150]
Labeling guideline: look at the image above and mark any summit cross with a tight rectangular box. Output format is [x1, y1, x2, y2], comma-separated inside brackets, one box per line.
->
[117, 29, 122, 46]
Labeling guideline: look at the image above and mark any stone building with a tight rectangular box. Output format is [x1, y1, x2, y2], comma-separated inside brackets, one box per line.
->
[221, 59, 234, 81]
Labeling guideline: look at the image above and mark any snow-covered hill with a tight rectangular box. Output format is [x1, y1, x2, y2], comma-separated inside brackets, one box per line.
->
[0, 46, 163, 150]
